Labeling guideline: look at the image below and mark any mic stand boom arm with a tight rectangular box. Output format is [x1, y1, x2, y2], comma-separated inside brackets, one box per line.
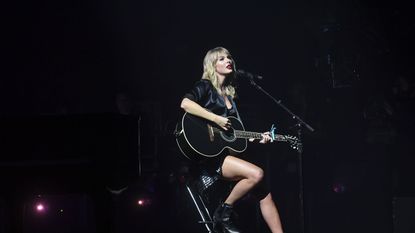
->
[248, 79, 314, 133]
[247, 78, 314, 233]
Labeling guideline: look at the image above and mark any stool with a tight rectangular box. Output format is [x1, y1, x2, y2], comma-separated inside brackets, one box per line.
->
[184, 166, 228, 233]
[185, 182, 215, 232]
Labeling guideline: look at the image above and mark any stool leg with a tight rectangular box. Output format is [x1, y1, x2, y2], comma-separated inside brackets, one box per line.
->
[185, 184, 214, 232]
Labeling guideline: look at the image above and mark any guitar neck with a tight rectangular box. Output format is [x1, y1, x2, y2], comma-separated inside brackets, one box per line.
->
[234, 130, 287, 141]
[235, 130, 262, 139]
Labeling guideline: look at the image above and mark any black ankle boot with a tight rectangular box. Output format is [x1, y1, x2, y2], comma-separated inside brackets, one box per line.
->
[213, 203, 242, 233]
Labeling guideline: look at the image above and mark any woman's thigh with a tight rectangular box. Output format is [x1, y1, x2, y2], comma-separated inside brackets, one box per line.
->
[221, 155, 263, 181]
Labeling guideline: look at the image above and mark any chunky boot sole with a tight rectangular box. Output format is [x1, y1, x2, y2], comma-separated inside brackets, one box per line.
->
[213, 203, 242, 233]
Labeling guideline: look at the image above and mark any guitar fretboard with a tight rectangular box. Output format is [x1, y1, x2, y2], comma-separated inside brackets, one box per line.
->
[235, 130, 262, 139]
[234, 130, 287, 142]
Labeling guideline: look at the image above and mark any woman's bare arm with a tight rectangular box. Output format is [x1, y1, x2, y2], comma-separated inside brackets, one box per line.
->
[180, 98, 230, 130]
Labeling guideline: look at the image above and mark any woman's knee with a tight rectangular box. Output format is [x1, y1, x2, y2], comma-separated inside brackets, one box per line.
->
[250, 167, 264, 183]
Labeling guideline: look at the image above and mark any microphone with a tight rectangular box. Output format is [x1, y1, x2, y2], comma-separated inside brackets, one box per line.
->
[235, 69, 263, 80]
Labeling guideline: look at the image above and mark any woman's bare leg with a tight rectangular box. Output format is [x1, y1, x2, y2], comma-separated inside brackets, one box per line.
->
[213, 155, 264, 233]
[260, 193, 284, 233]
[221, 155, 264, 205]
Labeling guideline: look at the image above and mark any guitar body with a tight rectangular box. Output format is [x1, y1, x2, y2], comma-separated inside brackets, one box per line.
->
[176, 113, 247, 161]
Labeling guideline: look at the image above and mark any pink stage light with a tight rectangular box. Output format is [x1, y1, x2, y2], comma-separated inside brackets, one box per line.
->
[36, 203, 45, 212]
[137, 198, 152, 207]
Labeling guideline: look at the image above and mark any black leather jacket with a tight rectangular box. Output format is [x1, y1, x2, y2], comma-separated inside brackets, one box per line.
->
[184, 79, 238, 117]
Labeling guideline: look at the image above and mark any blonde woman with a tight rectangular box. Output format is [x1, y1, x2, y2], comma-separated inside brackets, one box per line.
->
[180, 47, 284, 233]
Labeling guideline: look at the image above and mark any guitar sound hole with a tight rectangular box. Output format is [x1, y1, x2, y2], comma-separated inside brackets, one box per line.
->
[220, 129, 236, 142]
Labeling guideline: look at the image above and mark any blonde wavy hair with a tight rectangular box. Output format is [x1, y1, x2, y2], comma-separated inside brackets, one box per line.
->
[202, 47, 237, 99]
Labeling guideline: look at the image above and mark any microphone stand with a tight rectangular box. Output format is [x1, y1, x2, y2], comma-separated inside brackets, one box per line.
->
[247, 77, 314, 233]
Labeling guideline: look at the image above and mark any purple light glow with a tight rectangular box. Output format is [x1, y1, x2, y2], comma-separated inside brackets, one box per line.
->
[332, 183, 346, 193]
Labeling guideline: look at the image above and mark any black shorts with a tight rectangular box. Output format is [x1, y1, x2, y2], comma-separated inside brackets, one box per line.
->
[199, 154, 227, 177]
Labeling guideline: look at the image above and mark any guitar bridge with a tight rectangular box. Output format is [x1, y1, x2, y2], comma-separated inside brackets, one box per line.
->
[207, 124, 215, 142]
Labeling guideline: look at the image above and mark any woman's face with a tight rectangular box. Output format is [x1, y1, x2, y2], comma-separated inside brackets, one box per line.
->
[215, 52, 234, 76]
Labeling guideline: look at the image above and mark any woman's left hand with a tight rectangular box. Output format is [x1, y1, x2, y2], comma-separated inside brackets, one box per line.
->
[249, 132, 272, 144]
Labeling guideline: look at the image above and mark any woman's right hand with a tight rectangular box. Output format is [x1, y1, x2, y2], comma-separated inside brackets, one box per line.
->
[214, 115, 231, 131]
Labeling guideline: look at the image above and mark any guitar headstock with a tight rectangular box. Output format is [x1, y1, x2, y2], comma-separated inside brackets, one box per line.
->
[269, 125, 302, 152]
[277, 134, 303, 152]
[281, 135, 302, 152]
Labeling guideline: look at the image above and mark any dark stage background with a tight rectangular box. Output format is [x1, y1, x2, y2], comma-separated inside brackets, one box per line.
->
[2, 0, 415, 233]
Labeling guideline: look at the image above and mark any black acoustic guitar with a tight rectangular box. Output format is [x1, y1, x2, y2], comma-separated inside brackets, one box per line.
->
[175, 112, 301, 161]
